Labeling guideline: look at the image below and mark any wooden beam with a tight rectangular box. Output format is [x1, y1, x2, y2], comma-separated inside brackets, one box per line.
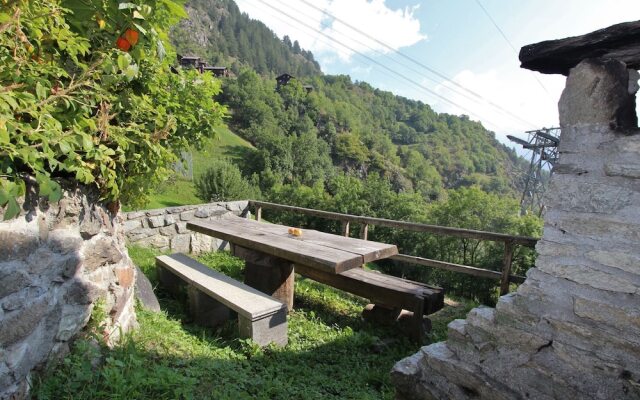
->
[391, 254, 525, 284]
[248, 200, 539, 247]
[187, 220, 364, 274]
[294, 263, 443, 314]
[360, 223, 369, 241]
[342, 221, 350, 237]
[500, 241, 516, 295]
[220, 217, 397, 263]
[520, 20, 640, 75]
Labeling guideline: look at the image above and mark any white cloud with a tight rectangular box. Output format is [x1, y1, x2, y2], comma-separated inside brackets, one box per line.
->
[350, 65, 373, 76]
[426, 68, 566, 145]
[235, 0, 426, 64]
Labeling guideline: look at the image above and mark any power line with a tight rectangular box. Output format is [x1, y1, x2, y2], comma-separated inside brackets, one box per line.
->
[474, 0, 552, 98]
[296, 0, 538, 128]
[266, 1, 486, 109]
[249, 0, 507, 129]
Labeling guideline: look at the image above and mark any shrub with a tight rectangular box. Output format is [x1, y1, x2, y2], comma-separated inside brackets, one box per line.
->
[195, 159, 257, 202]
[0, 0, 226, 218]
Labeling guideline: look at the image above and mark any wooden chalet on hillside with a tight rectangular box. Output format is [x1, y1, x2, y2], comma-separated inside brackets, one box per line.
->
[178, 55, 204, 70]
[177, 55, 231, 77]
[203, 66, 230, 77]
[276, 73, 314, 92]
[276, 73, 294, 87]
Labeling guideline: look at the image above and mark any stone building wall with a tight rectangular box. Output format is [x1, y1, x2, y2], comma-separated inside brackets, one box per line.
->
[122, 201, 249, 253]
[392, 60, 640, 399]
[0, 184, 137, 399]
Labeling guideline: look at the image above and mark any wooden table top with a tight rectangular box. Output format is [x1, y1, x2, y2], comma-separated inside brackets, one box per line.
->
[187, 216, 398, 274]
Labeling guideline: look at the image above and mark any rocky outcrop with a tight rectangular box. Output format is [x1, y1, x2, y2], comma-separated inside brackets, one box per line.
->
[0, 184, 136, 399]
[520, 20, 640, 75]
[391, 59, 640, 400]
[122, 201, 248, 253]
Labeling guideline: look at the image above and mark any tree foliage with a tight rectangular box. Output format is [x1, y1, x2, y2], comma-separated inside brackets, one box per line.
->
[161, 0, 542, 302]
[0, 0, 226, 217]
[170, 0, 321, 77]
[195, 158, 257, 202]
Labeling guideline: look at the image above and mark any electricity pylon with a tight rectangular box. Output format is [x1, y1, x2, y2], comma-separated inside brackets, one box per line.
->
[507, 128, 560, 216]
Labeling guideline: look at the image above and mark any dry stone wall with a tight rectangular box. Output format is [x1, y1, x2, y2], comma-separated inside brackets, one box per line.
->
[122, 201, 249, 253]
[0, 184, 137, 399]
[391, 60, 640, 399]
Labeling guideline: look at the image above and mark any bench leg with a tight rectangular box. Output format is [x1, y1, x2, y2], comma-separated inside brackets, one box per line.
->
[238, 308, 288, 347]
[404, 297, 426, 344]
[187, 285, 231, 328]
[233, 245, 294, 312]
[157, 265, 183, 297]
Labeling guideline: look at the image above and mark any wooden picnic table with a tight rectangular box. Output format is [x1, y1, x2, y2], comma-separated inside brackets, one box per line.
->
[187, 216, 398, 311]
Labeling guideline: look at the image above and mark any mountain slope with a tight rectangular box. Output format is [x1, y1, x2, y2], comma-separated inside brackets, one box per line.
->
[171, 0, 321, 77]
[168, 0, 528, 201]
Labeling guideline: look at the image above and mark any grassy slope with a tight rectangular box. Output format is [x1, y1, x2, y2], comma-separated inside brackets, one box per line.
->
[142, 126, 255, 210]
[35, 246, 475, 400]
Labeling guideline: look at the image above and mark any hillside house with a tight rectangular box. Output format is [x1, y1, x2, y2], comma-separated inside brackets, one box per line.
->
[177, 55, 205, 71]
[276, 73, 293, 87]
[276, 73, 314, 92]
[203, 66, 230, 77]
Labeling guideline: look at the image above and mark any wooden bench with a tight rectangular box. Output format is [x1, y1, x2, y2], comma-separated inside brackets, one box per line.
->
[293, 263, 444, 342]
[187, 217, 444, 342]
[156, 253, 288, 347]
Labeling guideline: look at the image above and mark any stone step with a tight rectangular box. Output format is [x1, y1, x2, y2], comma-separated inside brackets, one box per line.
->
[392, 342, 518, 400]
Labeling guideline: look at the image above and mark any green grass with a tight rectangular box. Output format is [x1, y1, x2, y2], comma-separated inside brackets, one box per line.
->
[138, 126, 255, 210]
[191, 125, 254, 178]
[34, 246, 475, 400]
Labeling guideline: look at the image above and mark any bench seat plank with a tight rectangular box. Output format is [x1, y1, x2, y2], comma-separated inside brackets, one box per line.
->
[294, 263, 444, 314]
[156, 253, 286, 321]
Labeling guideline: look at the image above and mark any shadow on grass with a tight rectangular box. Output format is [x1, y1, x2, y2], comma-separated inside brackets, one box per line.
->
[35, 280, 422, 400]
[222, 145, 257, 166]
[34, 247, 471, 399]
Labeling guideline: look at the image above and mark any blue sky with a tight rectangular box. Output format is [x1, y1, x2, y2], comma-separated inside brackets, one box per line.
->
[234, 0, 640, 144]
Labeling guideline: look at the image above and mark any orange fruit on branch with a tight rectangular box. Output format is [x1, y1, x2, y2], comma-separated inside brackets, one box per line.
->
[116, 36, 131, 52]
[124, 28, 139, 46]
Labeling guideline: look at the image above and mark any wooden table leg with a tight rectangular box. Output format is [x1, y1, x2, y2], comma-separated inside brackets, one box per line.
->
[232, 245, 294, 312]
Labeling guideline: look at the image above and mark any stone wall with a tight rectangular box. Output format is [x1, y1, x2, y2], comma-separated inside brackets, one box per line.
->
[391, 60, 640, 399]
[0, 184, 137, 399]
[122, 201, 249, 253]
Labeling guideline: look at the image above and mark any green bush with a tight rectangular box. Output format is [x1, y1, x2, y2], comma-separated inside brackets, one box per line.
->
[0, 0, 226, 218]
[195, 159, 258, 202]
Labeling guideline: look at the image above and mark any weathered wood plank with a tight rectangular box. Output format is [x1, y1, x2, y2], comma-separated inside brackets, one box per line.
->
[391, 254, 526, 284]
[221, 217, 397, 264]
[500, 241, 516, 295]
[233, 245, 295, 312]
[294, 263, 444, 314]
[520, 20, 640, 75]
[340, 268, 444, 315]
[249, 200, 538, 247]
[360, 223, 369, 240]
[342, 221, 350, 237]
[187, 219, 364, 274]
[156, 253, 285, 320]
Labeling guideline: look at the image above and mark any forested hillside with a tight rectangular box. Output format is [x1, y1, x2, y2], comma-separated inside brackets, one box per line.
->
[167, 0, 540, 301]
[171, 0, 321, 76]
